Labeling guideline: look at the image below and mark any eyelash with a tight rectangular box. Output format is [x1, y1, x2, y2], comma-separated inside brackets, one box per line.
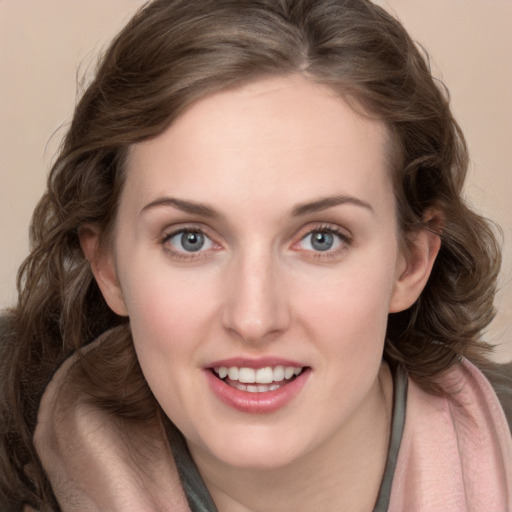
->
[293, 224, 351, 260]
[160, 226, 218, 261]
[160, 224, 352, 261]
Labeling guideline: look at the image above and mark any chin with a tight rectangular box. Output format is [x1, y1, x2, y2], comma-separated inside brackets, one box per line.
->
[189, 424, 312, 471]
[217, 447, 302, 472]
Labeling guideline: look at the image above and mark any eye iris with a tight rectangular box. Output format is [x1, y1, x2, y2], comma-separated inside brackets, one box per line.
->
[181, 231, 204, 252]
[311, 231, 334, 251]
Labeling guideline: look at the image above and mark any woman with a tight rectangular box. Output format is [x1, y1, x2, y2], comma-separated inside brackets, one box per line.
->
[1, 0, 511, 510]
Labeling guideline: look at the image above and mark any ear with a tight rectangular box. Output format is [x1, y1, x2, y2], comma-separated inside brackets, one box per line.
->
[79, 225, 128, 317]
[389, 221, 441, 313]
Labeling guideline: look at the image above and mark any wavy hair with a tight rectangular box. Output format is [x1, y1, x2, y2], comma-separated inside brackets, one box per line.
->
[0, 0, 501, 508]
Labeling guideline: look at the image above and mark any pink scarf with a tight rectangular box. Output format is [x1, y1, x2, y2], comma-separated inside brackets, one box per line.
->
[390, 359, 512, 511]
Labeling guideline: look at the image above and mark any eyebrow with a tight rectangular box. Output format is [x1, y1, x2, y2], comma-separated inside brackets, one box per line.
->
[291, 194, 374, 216]
[140, 197, 220, 218]
[140, 193, 374, 219]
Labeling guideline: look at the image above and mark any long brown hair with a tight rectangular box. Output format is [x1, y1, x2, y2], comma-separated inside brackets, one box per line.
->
[0, 0, 501, 508]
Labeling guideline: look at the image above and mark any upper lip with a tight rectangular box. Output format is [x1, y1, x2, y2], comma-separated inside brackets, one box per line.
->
[207, 357, 306, 369]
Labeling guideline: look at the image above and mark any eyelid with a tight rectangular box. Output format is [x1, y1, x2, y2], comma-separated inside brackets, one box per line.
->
[160, 224, 222, 260]
[165, 230, 214, 251]
[290, 223, 352, 256]
[160, 221, 216, 241]
[293, 222, 352, 243]
[158, 222, 351, 261]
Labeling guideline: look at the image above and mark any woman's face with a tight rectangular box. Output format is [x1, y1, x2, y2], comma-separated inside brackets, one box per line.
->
[103, 76, 413, 470]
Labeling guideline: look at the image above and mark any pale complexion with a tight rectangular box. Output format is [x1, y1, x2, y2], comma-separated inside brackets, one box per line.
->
[82, 76, 440, 511]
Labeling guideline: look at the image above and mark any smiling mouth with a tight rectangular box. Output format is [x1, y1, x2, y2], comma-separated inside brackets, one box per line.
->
[212, 365, 305, 393]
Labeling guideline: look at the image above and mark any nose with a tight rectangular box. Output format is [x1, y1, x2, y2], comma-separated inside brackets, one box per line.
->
[221, 249, 290, 343]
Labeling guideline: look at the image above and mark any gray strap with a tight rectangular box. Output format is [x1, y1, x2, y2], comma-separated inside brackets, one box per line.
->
[165, 420, 219, 512]
[372, 365, 407, 512]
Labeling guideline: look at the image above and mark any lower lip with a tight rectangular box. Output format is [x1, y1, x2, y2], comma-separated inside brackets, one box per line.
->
[205, 369, 311, 414]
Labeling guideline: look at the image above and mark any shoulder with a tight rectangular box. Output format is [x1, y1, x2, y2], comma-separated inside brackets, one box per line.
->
[433, 359, 512, 444]
[33, 330, 190, 511]
[483, 360, 512, 432]
[389, 359, 512, 510]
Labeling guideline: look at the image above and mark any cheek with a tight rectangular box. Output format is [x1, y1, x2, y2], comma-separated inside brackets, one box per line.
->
[124, 272, 218, 414]
[294, 253, 398, 361]
[125, 267, 221, 349]
[301, 257, 396, 324]
[118, 261, 230, 411]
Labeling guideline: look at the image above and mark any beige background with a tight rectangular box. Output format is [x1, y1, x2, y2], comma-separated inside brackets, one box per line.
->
[1, 0, 511, 361]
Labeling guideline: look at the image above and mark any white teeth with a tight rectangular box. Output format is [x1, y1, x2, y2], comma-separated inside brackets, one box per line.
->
[273, 365, 285, 382]
[228, 382, 283, 393]
[255, 367, 273, 384]
[284, 367, 295, 379]
[214, 365, 304, 387]
[238, 367, 255, 383]
[228, 367, 239, 380]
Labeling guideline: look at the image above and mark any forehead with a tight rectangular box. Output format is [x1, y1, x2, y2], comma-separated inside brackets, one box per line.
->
[124, 76, 392, 216]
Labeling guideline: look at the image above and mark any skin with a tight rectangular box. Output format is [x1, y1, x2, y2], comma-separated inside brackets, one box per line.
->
[82, 75, 440, 511]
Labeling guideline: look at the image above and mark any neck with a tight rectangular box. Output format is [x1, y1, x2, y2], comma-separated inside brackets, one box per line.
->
[189, 363, 393, 512]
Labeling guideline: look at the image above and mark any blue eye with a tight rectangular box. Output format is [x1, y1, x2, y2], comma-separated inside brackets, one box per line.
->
[165, 230, 214, 253]
[300, 229, 344, 252]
